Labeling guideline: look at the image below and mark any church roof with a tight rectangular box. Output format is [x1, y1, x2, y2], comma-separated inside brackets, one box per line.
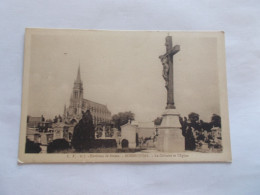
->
[83, 98, 110, 111]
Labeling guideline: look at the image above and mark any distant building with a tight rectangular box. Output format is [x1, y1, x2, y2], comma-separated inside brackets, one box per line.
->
[63, 66, 112, 125]
[120, 121, 156, 149]
[27, 116, 44, 128]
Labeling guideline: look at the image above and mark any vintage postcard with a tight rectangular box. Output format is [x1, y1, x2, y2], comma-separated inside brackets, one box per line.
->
[18, 29, 231, 163]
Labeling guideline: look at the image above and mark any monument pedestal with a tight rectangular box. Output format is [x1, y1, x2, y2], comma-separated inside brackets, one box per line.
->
[156, 109, 185, 152]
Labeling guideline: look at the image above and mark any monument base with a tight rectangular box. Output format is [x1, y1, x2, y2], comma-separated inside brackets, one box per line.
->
[156, 109, 185, 153]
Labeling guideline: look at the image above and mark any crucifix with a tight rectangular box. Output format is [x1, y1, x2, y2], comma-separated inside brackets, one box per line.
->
[159, 36, 180, 109]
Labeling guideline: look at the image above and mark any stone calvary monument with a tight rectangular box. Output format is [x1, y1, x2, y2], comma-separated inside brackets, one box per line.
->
[156, 36, 185, 152]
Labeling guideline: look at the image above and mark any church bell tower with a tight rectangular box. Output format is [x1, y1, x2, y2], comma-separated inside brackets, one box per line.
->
[69, 65, 84, 117]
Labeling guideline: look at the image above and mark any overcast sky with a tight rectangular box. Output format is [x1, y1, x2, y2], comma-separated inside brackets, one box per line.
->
[27, 30, 221, 122]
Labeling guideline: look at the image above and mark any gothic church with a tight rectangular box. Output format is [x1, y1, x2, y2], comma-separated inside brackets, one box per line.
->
[63, 66, 111, 125]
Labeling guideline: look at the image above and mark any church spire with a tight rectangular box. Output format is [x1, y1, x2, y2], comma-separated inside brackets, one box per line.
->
[75, 65, 81, 83]
[63, 104, 67, 118]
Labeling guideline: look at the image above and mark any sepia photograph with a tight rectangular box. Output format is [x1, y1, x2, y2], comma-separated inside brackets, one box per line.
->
[18, 29, 231, 163]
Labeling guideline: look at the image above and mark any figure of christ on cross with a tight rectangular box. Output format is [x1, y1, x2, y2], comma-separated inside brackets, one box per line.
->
[159, 36, 180, 109]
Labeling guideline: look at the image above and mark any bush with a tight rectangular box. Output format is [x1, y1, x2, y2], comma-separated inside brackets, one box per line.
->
[47, 139, 70, 153]
[25, 138, 42, 153]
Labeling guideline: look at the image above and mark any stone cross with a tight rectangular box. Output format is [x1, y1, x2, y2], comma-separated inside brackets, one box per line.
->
[159, 36, 180, 109]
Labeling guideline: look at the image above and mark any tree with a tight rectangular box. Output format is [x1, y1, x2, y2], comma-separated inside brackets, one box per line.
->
[188, 112, 200, 123]
[58, 115, 62, 122]
[72, 110, 95, 151]
[154, 117, 163, 126]
[41, 115, 45, 122]
[211, 114, 221, 128]
[53, 116, 58, 123]
[112, 111, 135, 130]
[27, 115, 30, 123]
[179, 116, 188, 134]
